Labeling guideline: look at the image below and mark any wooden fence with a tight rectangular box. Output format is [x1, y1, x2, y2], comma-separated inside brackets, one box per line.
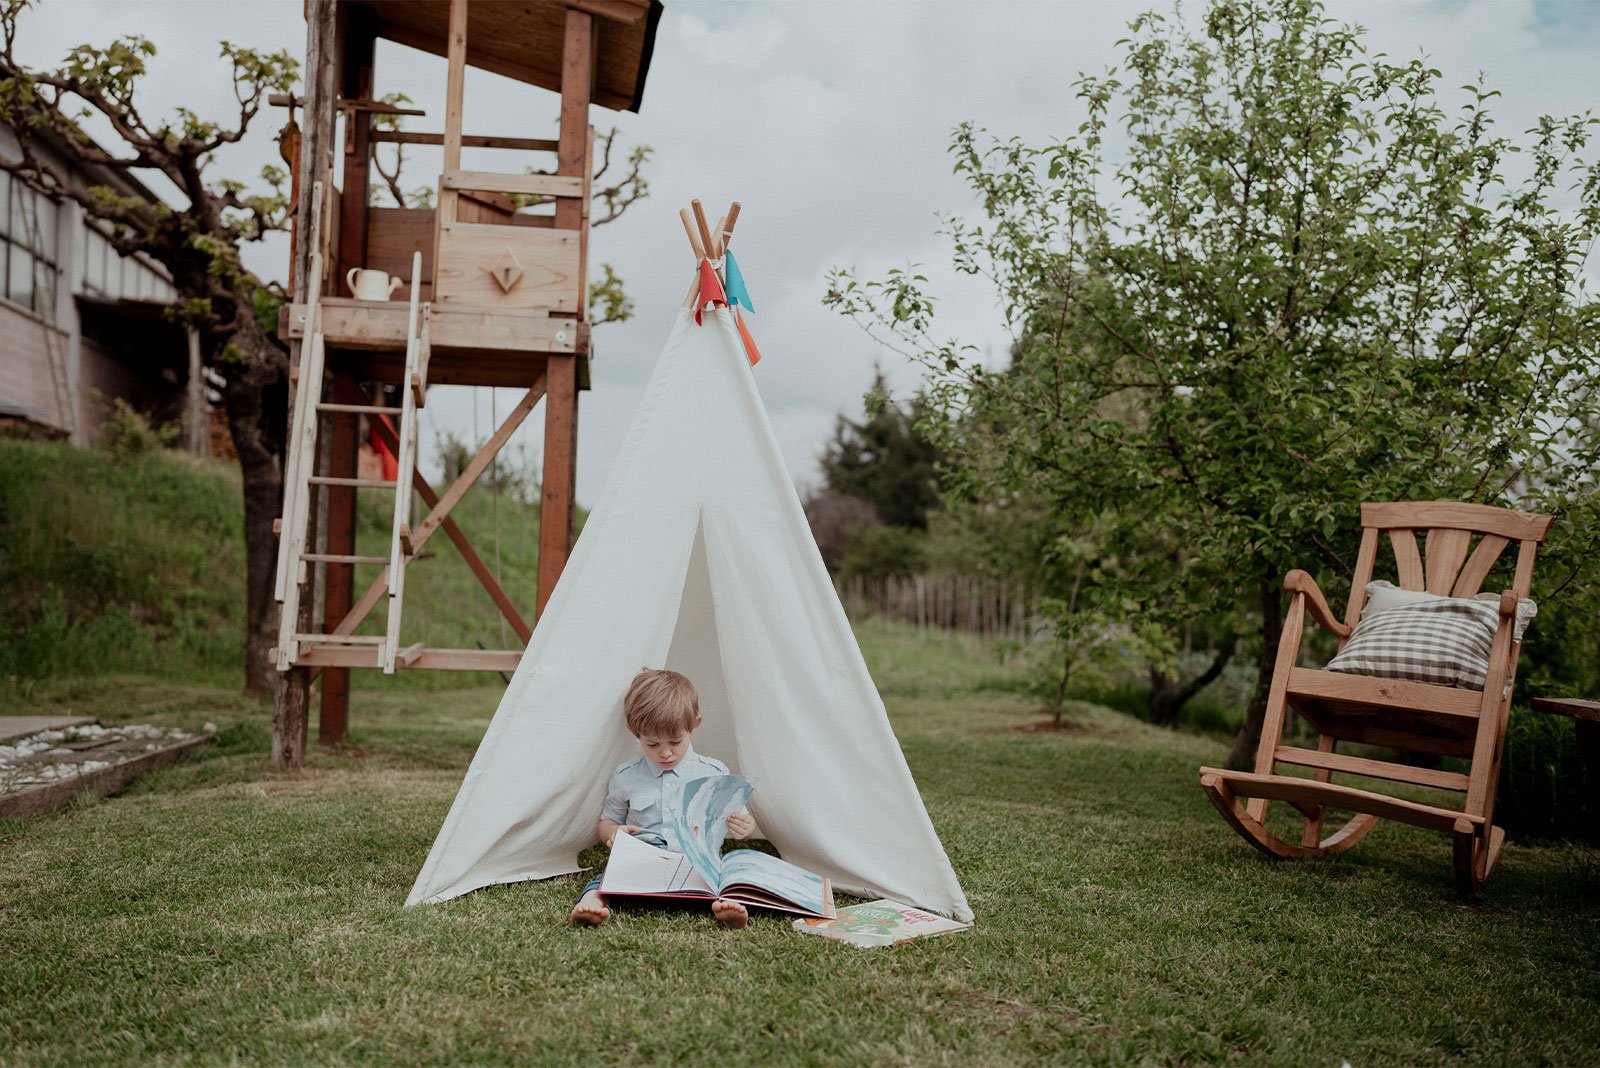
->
[833, 573, 1036, 641]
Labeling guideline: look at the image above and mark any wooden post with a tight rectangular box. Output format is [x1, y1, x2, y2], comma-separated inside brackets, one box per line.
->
[336, 11, 376, 288]
[531, 5, 593, 618]
[430, 0, 469, 278]
[538, 355, 578, 616]
[272, 0, 340, 773]
[555, 7, 594, 234]
[319, 12, 375, 745]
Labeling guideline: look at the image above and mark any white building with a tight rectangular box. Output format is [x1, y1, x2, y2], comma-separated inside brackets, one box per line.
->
[0, 122, 208, 451]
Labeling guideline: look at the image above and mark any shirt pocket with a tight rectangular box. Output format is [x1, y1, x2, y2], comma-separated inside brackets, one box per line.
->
[626, 791, 660, 827]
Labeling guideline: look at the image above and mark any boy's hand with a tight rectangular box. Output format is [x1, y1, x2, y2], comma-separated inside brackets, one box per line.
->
[726, 812, 756, 839]
[607, 825, 642, 847]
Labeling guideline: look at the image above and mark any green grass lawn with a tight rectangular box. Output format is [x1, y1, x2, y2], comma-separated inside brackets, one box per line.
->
[3, 621, 1598, 1066]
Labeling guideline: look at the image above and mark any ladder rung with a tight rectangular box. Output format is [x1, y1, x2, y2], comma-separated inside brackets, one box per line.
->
[309, 476, 396, 489]
[294, 633, 386, 645]
[317, 402, 402, 416]
[300, 553, 390, 564]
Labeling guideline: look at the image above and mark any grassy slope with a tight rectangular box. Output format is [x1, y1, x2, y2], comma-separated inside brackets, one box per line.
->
[2, 623, 1598, 1067]
[0, 438, 558, 689]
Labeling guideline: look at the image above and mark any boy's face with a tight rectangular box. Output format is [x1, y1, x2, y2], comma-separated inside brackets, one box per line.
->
[636, 716, 701, 771]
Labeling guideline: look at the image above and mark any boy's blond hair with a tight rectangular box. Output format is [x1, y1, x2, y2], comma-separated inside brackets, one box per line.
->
[624, 668, 699, 737]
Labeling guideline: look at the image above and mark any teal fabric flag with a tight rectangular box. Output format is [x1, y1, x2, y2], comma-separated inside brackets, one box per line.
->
[724, 249, 756, 314]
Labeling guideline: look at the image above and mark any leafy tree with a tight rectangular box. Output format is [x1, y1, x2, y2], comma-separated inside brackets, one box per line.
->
[828, 0, 1600, 766]
[820, 370, 945, 530]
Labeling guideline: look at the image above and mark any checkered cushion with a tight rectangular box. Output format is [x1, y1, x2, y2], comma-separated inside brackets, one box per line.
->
[1326, 598, 1501, 690]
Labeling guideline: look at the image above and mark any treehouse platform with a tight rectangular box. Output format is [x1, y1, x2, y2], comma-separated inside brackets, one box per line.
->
[269, 0, 661, 771]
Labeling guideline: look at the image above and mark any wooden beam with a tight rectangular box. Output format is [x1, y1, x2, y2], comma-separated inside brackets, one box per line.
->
[538, 353, 578, 616]
[441, 170, 585, 199]
[1205, 768, 1484, 836]
[286, 299, 581, 356]
[567, 0, 649, 25]
[1274, 745, 1471, 792]
[297, 645, 522, 672]
[579, 125, 592, 315]
[555, 7, 594, 233]
[372, 130, 560, 153]
[1362, 501, 1553, 544]
[1285, 668, 1484, 719]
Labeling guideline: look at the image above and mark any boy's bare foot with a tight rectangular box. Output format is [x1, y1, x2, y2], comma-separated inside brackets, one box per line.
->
[571, 890, 610, 926]
[712, 898, 748, 929]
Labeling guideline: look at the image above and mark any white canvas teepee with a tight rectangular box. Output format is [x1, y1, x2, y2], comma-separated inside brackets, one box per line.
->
[406, 298, 971, 922]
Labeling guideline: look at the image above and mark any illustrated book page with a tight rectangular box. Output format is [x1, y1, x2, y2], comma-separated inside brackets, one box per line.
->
[792, 899, 971, 947]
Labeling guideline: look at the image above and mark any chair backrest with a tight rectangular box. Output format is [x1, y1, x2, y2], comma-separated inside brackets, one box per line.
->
[1344, 501, 1553, 629]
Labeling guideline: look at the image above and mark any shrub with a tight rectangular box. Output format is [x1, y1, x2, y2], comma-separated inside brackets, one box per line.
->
[98, 396, 181, 457]
[838, 525, 926, 583]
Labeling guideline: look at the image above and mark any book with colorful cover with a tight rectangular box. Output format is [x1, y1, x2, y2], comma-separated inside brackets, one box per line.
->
[792, 899, 971, 948]
[598, 774, 835, 919]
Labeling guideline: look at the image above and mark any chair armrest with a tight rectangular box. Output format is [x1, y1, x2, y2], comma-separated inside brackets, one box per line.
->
[1497, 590, 1519, 618]
[1284, 569, 1351, 639]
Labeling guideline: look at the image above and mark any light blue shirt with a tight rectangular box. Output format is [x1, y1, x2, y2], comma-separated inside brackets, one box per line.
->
[600, 745, 729, 851]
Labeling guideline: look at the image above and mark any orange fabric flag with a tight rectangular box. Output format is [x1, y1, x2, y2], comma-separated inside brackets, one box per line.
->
[736, 308, 762, 366]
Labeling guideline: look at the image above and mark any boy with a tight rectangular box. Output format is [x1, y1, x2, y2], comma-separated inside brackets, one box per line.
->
[571, 667, 756, 928]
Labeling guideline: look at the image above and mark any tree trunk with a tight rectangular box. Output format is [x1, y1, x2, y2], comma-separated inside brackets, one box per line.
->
[1051, 648, 1073, 728]
[1148, 640, 1235, 727]
[1226, 576, 1284, 770]
[216, 318, 288, 699]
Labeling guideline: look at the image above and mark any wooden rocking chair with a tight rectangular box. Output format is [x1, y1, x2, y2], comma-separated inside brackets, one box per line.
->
[1200, 501, 1552, 892]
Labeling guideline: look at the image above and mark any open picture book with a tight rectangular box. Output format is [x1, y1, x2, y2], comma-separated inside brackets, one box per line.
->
[598, 774, 836, 919]
[793, 899, 971, 948]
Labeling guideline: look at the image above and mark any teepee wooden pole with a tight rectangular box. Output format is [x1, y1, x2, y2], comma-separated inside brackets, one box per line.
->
[680, 205, 707, 309]
[691, 199, 715, 259]
[680, 207, 707, 259]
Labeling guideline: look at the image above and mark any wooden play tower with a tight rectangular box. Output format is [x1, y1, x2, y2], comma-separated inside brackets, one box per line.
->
[271, 0, 662, 769]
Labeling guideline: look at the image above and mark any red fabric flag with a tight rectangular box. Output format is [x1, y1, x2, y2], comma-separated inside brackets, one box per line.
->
[370, 415, 399, 480]
[694, 259, 727, 324]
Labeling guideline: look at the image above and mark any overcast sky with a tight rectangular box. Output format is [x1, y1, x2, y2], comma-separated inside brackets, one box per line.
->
[14, 0, 1600, 505]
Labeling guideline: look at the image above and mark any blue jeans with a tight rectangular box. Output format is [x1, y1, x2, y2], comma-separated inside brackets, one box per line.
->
[581, 829, 671, 897]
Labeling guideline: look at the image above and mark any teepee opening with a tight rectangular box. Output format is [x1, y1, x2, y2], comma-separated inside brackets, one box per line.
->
[661, 517, 739, 774]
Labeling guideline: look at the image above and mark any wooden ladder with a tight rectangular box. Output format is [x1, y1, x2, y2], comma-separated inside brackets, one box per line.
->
[273, 244, 429, 674]
[381, 253, 430, 673]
